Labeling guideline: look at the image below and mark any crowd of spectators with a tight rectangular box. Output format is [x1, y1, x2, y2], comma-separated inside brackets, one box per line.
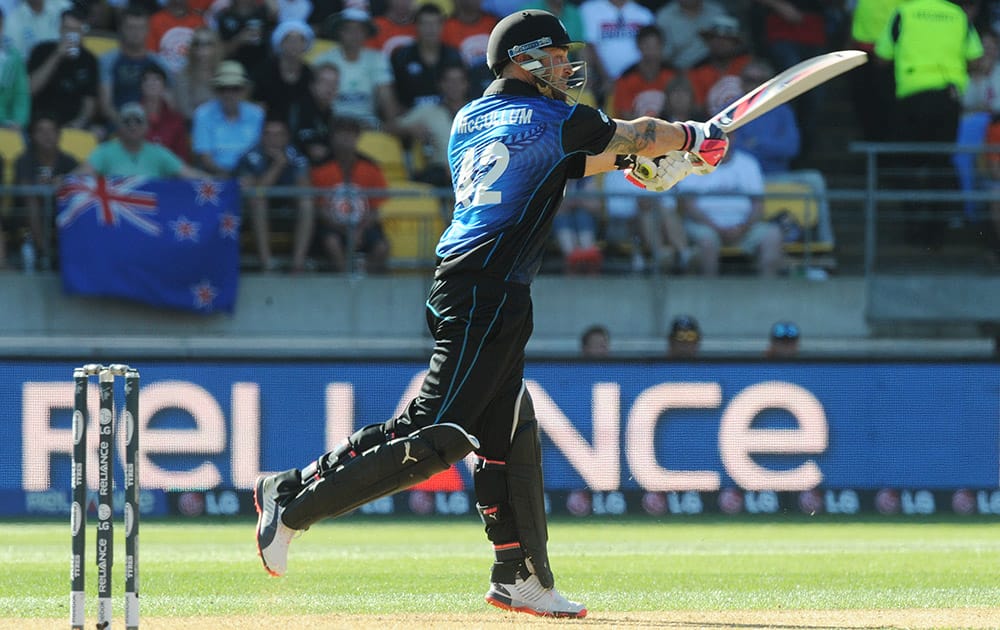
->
[579, 316, 802, 358]
[0, 0, 995, 274]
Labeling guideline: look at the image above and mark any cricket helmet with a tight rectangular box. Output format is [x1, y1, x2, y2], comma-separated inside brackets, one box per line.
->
[486, 10, 587, 103]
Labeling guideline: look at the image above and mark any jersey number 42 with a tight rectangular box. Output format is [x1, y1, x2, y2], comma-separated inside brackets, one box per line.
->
[455, 141, 510, 209]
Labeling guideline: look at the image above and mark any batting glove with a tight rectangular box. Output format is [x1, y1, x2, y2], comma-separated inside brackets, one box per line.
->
[679, 120, 729, 174]
[624, 152, 693, 192]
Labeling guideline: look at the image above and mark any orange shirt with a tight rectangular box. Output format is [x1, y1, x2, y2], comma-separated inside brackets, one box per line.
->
[442, 15, 498, 67]
[367, 17, 417, 58]
[613, 65, 677, 118]
[311, 155, 387, 223]
[146, 10, 205, 71]
[687, 55, 751, 109]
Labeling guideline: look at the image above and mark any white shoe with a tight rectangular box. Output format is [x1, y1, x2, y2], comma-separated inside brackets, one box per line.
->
[254, 474, 297, 577]
[485, 573, 587, 618]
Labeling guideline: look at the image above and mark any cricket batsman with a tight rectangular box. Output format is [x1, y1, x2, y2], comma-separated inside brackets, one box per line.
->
[254, 9, 728, 617]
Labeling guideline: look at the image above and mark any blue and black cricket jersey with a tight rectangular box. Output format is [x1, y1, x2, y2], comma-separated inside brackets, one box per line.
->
[435, 78, 616, 285]
[402, 78, 616, 450]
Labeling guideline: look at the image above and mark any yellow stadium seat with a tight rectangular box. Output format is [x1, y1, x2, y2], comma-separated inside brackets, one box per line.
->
[0, 127, 25, 185]
[761, 180, 832, 255]
[83, 35, 119, 57]
[762, 181, 818, 228]
[720, 180, 833, 258]
[358, 130, 410, 182]
[305, 38, 337, 64]
[378, 181, 445, 266]
[59, 128, 99, 163]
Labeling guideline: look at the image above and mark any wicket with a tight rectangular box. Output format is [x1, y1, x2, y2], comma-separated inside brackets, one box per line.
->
[71, 364, 140, 630]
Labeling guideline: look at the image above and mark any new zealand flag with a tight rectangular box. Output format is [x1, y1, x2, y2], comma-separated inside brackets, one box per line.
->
[57, 176, 242, 313]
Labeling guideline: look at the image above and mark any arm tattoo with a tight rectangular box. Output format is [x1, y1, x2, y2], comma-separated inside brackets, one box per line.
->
[605, 120, 659, 155]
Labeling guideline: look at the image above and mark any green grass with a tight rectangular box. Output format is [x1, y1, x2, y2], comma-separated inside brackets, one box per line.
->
[5, 516, 1000, 618]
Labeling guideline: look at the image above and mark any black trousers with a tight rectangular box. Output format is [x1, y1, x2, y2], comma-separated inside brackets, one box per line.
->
[398, 273, 533, 461]
[891, 87, 961, 248]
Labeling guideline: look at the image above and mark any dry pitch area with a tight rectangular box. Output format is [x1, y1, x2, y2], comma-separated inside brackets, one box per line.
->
[4, 609, 999, 629]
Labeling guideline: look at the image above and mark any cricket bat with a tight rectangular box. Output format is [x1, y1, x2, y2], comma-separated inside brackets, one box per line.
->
[632, 50, 867, 180]
[710, 49, 868, 133]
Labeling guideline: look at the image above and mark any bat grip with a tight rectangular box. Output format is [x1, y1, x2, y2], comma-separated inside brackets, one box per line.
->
[633, 162, 654, 180]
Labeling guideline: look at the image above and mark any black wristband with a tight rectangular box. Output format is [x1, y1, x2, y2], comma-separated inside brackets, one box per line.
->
[679, 123, 695, 152]
[613, 154, 636, 170]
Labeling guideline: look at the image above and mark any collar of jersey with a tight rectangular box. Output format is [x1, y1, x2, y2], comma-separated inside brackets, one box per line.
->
[483, 78, 542, 98]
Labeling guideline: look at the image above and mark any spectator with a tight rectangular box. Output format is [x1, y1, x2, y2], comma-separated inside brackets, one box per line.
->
[5, 0, 71, 58]
[192, 60, 265, 176]
[603, 170, 690, 273]
[875, 0, 982, 249]
[276, 0, 312, 24]
[708, 71, 791, 177]
[140, 65, 190, 161]
[655, 0, 728, 70]
[146, 0, 205, 74]
[216, 0, 274, 81]
[367, 0, 417, 59]
[441, 0, 498, 94]
[174, 27, 221, 120]
[522, 0, 585, 48]
[753, 0, 829, 156]
[847, 0, 900, 142]
[252, 20, 315, 129]
[98, 5, 170, 130]
[675, 148, 785, 276]
[304, 0, 339, 28]
[396, 62, 468, 187]
[580, 324, 610, 358]
[75, 102, 207, 178]
[956, 32, 999, 219]
[718, 65, 835, 247]
[765, 320, 800, 358]
[580, 0, 654, 99]
[963, 32, 1000, 114]
[0, 8, 31, 131]
[686, 14, 750, 111]
[314, 8, 401, 131]
[667, 315, 701, 359]
[981, 122, 1000, 260]
[235, 117, 315, 273]
[555, 177, 604, 274]
[28, 8, 100, 130]
[661, 73, 698, 124]
[295, 61, 339, 164]
[390, 4, 464, 111]
[612, 24, 677, 119]
[602, 76, 695, 274]
[310, 115, 390, 273]
[14, 113, 79, 267]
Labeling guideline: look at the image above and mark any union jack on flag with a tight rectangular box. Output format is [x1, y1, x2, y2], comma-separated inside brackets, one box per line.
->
[58, 176, 242, 313]
[57, 176, 160, 235]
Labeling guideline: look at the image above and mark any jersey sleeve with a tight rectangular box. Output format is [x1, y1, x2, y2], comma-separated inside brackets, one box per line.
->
[561, 104, 617, 156]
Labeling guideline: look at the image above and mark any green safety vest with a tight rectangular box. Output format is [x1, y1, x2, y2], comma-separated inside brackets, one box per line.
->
[851, 0, 904, 45]
[874, 0, 983, 98]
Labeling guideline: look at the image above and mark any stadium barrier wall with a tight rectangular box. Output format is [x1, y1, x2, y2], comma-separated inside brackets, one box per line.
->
[3, 360, 998, 518]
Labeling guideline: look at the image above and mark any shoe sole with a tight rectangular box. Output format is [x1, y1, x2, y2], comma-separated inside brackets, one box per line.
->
[253, 476, 282, 578]
[485, 594, 587, 619]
